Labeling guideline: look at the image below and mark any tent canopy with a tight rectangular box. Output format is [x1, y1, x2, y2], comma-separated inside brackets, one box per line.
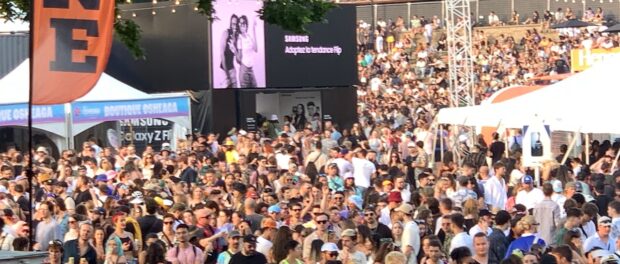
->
[0, 59, 171, 104]
[437, 55, 620, 133]
[0, 59, 191, 144]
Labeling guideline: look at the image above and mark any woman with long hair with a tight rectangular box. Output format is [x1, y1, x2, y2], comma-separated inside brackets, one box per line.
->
[236, 15, 258, 88]
[107, 213, 137, 263]
[93, 227, 107, 264]
[279, 240, 303, 264]
[140, 154, 155, 180]
[293, 104, 307, 131]
[142, 241, 166, 264]
[563, 229, 587, 264]
[99, 157, 114, 174]
[220, 14, 239, 88]
[272, 226, 293, 264]
[308, 239, 325, 264]
[370, 242, 396, 264]
[391, 221, 404, 249]
[63, 215, 80, 242]
[188, 186, 205, 209]
[104, 236, 127, 264]
[462, 199, 479, 231]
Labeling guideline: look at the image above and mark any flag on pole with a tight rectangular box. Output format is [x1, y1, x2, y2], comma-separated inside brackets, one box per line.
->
[32, 0, 115, 105]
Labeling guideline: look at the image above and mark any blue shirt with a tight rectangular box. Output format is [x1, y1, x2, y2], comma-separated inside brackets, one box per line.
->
[505, 234, 546, 259]
[331, 130, 342, 141]
[584, 233, 616, 253]
[327, 175, 344, 191]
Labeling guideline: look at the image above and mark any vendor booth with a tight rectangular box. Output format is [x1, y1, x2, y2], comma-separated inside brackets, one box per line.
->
[0, 60, 191, 155]
[437, 55, 620, 133]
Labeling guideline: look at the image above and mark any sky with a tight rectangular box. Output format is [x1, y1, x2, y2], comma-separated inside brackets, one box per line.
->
[0, 19, 29, 33]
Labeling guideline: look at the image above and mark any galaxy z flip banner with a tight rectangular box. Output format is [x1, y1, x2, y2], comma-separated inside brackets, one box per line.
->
[211, 0, 356, 89]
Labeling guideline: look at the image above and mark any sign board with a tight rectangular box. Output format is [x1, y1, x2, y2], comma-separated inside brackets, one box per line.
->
[72, 96, 189, 123]
[118, 118, 173, 154]
[570, 48, 620, 72]
[522, 122, 552, 166]
[33, 0, 115, 104]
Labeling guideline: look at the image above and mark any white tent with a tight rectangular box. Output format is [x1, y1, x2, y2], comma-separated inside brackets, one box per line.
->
[0, 59, 191, 149]
[437, 55, 620, 133]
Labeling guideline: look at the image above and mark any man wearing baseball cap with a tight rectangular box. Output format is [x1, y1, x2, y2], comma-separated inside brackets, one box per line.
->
[320, 242, 340, 263]
[395, 203, 420, 264]
[256, 218, 278, 259]
[515, 175, 544, 210]
[339, 229, 366, 264]
[229, 234, 267, 264]
[584, 216, 616, 253]
[217, 230, 242, 264]
[379, 191, 402, 226]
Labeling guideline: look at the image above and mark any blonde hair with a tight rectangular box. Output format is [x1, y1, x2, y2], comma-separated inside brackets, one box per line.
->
[385, 251, 407, 264]
[516, 215, 537, 233]
[462, 199, 479, 219]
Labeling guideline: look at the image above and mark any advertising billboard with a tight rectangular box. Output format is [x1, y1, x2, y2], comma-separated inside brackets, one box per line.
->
[264, 5, 357, 88]
[211, 0, 266, 88]
[570, 48, 620, 72]
[211, 1, 356, 89]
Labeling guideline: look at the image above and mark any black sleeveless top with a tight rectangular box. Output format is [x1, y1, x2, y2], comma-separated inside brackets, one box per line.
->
[221, 29, 236, 70]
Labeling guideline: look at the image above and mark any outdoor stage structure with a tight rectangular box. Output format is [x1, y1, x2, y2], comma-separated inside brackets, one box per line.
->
[444, 0, 476, 163]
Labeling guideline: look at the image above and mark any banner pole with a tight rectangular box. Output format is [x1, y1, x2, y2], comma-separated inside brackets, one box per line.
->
[28, 1, 35, 251]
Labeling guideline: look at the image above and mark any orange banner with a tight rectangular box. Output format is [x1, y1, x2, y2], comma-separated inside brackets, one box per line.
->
[33, 0, 115, 105]
[570, 47, 620, 72]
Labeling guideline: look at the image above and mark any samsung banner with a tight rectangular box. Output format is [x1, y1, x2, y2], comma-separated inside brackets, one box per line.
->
[72, 97, 190, 124]
[0, 104, 65, 126]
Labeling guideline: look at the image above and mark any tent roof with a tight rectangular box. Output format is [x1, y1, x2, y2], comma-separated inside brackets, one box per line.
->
[438, 55, 620, 133]
[0, 59, 181, 105]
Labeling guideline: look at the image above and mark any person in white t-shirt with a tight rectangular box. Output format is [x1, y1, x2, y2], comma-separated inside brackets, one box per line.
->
[515, 175, 544, 210]
[469, 210, 493, 236]
[450, 213, 474, 254]
[395, 203, 420, 264]
[256, 218, 277, 258]
[352, 149, 376, 189]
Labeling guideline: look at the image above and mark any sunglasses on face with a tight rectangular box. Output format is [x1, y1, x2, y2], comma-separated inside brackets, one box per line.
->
[316, 220, 328, 225]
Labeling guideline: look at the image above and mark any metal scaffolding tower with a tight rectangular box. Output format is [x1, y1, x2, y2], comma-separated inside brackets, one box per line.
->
[444, 0, 475, 162]
[444, 0, 474, 108]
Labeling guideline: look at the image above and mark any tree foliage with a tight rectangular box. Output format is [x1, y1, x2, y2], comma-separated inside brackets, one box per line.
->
[0, 0, 335, 59]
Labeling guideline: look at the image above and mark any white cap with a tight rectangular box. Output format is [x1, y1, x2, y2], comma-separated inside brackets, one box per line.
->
[321, 242, 339, 252]
[270, 114, 278, 121]
[36, 146, 48, 154]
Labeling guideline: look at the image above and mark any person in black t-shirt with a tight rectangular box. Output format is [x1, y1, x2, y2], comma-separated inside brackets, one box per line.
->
[73, 176, 94, 206]
[362, 207, 393, 245]
[229, 235, 267, 264]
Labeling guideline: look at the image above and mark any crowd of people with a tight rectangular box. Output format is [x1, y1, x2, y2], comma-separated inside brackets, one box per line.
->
[1, 5, 620, 264]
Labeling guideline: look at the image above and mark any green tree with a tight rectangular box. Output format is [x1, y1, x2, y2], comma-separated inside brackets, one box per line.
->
[0, 0, 335, 58]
